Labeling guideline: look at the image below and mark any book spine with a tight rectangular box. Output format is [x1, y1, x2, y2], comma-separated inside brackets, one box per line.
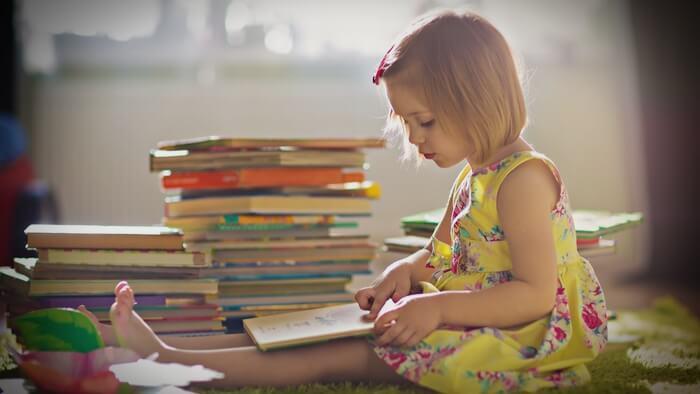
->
[209, 272, 362, 281]
[161, 168, 363, 190]
[215, 222, 356, 232]
[30, 279, 218, 296]
[223, 214, 333, 225]
[39, 249, 206, 267]
[36, 294, 166, 308]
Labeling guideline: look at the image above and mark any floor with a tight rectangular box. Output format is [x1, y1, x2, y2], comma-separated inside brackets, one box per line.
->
[592, 259, 700, 317]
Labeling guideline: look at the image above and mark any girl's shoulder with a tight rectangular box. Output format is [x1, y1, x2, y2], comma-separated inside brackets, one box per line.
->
[477, 150, 563, 190]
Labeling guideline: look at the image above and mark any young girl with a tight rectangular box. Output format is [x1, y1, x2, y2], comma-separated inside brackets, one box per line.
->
[81, 9, 607, 392]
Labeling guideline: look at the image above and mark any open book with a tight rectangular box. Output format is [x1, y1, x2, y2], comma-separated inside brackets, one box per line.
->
[243, 301, 395, 351]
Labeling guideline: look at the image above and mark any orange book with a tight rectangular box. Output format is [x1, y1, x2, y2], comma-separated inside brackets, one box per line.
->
[161, 168, 364, 190]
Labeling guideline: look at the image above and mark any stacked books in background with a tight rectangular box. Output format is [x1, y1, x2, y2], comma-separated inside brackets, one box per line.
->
[0, 225, 222, 336]
[150, 136, 384, 332]
[385, 208, 643, 258]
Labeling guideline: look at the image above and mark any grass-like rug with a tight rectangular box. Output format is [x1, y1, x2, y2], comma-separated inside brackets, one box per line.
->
[2, 297, 698, 393]
[198, 297, 700, 394]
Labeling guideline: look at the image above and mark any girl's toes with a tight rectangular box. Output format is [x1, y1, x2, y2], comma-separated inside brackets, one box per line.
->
[117, 285, 135, 310]
[115, 280, 129, 296]
[125, 285, 136, 306]
[78, 305, 98, 324]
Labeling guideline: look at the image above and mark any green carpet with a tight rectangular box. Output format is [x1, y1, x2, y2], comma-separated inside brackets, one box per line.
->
[199, 297, 700, 394]
[2, 297, 698, 393]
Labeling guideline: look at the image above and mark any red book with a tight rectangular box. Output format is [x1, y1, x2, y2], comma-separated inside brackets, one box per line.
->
[576, 237, 601, 247]
[161, 167, 364, 190]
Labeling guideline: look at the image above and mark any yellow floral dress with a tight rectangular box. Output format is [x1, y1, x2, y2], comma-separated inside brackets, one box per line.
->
[373, 151, 608, 393]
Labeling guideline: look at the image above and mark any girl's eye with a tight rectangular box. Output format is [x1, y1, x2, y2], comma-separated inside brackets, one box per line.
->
[420, 119, 435, 128]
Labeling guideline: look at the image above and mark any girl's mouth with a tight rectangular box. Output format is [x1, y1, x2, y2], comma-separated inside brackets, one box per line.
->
[423, 153, 436, 160]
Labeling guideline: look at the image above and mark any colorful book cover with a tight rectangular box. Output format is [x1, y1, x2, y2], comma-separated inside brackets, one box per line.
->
[156, 136, 386, 151]
[35, 294, 167, 308]
[25, 224, 184, 251]
[149, 149, 367, 172]
[36, 249, 207, 267]
[164, 195, 372, 217]
[215, 221, 357, 232]
[161, 167, 364, 190]
[211, 272, 365, 281]
[175, 181, 381, 200]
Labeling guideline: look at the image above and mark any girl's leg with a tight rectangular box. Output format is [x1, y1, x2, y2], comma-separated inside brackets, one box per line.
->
[111, 282, 408, 388]
[79, 304, 254, 349]
[160, 337, 406, 388]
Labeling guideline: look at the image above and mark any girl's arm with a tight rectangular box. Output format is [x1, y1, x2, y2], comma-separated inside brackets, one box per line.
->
[432, 160, 559, 328]
[356, 192, 454, 318]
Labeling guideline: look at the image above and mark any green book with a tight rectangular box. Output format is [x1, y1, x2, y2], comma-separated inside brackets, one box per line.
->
[400, 208, 643, 239]
[400, 208, 443, 231]
[571, 210, 644, 239]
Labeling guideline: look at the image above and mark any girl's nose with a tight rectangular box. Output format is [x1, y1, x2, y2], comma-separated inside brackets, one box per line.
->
[407, 127, 426, 145]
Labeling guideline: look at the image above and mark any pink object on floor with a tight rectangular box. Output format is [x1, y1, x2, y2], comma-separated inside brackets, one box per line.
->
[16, 347, 140, 394]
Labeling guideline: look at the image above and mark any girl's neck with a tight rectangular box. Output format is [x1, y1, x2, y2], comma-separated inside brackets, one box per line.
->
[470, 137, 532, 170]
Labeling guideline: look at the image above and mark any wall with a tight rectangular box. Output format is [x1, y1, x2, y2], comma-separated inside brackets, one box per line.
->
[23, 0, 649, 271]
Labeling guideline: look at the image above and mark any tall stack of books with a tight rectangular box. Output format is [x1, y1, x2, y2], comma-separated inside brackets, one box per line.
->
[150, 136, 384, 332]
[384, 208, 643, 258]
[0, 224, 222, 336]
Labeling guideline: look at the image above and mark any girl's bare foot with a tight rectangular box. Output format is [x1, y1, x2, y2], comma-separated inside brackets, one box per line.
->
[109, 281, 166, 358]
[77, 305, 118, 346]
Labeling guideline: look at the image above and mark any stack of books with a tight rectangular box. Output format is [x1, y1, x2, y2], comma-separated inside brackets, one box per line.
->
[384, 209, 643, 258]
[0, 224, 222, 336]
[150, 136, 384, 332]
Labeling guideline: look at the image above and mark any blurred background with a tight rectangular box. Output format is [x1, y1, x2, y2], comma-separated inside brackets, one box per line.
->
[2, 0, 698, 308]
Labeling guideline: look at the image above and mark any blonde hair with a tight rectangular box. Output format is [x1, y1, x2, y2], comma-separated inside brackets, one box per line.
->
[376, 9, 527, 165]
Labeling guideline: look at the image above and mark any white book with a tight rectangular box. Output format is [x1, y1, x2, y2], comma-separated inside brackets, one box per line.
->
[243, 301, 394, 351]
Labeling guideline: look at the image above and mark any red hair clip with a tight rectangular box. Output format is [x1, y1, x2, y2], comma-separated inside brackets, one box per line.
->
[372, 45, 395, 85]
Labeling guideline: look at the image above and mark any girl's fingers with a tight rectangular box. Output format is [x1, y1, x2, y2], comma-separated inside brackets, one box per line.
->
[404, 332, 424, 348]
[392, 328, 415, 347]
[392, 280, 411, 302]
[369, 284, 395, 319]
[376, 321, 407, 346]
[373, 317, 395, 336]
[374, 309, 399, 330]
[355, 287, 375, 310]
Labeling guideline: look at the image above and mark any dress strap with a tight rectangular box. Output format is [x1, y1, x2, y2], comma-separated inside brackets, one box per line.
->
[489, 151, 563, 197]
[450, 162, 472, 207]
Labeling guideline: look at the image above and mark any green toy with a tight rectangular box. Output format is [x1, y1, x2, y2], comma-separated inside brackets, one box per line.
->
[12, 308, 105, 353]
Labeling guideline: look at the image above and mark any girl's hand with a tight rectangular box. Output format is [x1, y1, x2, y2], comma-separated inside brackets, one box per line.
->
[355, 261, 413, 320]
[373, 293, 442, 347]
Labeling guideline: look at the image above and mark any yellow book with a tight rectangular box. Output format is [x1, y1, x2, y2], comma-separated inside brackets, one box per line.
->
[37, 249, 208, 267]
[165, 195, 372, 217]
[243, 301, 395, 351]
[0, 267, 218, 296]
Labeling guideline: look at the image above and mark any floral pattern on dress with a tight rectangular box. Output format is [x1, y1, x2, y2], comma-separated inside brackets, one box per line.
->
[479, 226, 505, 242]
[464, 370, 529, 393]
[374, 341, 458, 383]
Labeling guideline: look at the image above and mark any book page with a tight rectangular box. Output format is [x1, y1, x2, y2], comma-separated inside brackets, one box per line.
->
[245, 301, 395, 348]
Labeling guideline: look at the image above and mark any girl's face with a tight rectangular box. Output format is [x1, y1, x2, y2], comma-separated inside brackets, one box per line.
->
[385, 78, 471, 168]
